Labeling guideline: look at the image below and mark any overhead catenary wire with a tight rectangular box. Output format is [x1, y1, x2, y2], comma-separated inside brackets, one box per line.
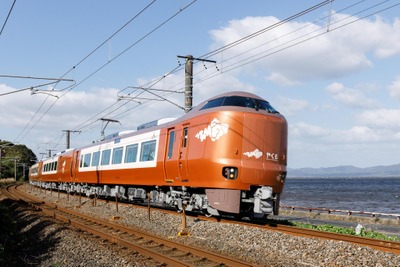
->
[53, 0, 159, 89]
[0, 75, 75, 96]
[193, 0, 368, 81]
[191, 0, 400, 86]
[72, 64, 184, 133]
[16, 0, 399, 152]
[199, 0, 334, 61]
[22, 1, 197, 149]
[65, 0, 399, 137]
[14, 0, 196, 144]
[13, 0, 159, 144]
[0, 0, 17, 37]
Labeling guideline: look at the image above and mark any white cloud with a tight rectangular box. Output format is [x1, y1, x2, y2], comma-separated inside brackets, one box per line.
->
[276, 97, 309, 116]
[0, 85, 140, 151]
[194, 73, 256, 102]
[266, 72, 301, 87]
[209, 14, 400, 86]
[388, 76, 400, 100]
[325, 82, 379, 109]
[357, 108, 400, 131]
[329, 126, 383, 143]
[291, 122, 330, 138]
[291, 122, 399, 144]
[364, 17, 400, 58]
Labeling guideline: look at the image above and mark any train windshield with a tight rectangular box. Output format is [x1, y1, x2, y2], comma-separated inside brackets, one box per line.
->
[200, 96, 279, 113]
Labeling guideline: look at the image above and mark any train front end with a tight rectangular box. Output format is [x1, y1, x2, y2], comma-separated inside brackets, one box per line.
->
[194, 92, 287, 217]
[239, 109, 287, 216]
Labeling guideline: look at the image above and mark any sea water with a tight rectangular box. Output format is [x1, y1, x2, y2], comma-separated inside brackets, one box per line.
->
[280, 177, 400, 214]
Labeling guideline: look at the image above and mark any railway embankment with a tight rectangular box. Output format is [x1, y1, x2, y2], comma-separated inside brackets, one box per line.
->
[1, 183, 398, 267]
[279, 208, 400, 226]
[1, 187, 159, 266]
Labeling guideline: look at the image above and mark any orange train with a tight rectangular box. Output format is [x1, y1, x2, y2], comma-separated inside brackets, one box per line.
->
[29, 91, 288, 217]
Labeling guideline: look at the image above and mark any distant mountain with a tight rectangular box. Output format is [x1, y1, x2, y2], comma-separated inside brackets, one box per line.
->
[287, 164, 400, 177]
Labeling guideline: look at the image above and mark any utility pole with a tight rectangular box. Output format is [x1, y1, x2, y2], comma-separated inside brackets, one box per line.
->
[18, 163, 27, 180]
[177, 55, 216, 113]
[46, 149, 54, 158]
[183, 55, 193, 113]
[63, 130, 81, 149]
[14, 158, 17, 181]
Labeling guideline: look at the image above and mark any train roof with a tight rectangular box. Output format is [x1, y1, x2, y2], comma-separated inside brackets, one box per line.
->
[189, 91, 279, 114]
[136, 118, 177, 131]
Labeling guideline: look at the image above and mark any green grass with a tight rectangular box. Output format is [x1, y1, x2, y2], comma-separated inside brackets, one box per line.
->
[290, 222, 400, 242]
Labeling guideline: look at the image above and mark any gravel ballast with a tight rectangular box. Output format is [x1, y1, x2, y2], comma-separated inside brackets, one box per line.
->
[3, 184, 400, 266]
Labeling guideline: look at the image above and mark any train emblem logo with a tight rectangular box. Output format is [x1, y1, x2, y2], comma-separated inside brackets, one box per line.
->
[243, 149, 263, 159]
[195, 118, 229, 142]
[243, 149, 279, 161]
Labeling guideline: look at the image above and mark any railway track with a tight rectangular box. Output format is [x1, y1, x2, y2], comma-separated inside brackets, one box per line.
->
[110, 197, 400, 255]
[240, 220, 400, 255]
[3, 184, 254, 267]
[195, 213, 400, 255]
[6, 183, 400, 262]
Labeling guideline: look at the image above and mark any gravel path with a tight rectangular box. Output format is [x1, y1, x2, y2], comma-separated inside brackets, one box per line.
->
[4, 184, 400, 266]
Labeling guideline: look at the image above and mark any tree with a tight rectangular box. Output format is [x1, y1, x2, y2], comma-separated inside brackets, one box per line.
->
[0, 141, 37, 180]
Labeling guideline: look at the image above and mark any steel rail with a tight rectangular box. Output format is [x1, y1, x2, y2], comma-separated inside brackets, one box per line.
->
[10, 184, 255, 267]
[280, 204, 400, 219]
[213, 217, 400, 255]
[58, 206, 254, 267]
[18, 184, 400, 255]
[268, 224, 400, 255]
[114, 199, 400, 255]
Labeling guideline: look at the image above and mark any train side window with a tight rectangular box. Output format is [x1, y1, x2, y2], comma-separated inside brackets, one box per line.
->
[183, 127, 188, 148]
[167, 130, 175, 159]
[54, 161, 58, 171]
[91, 151, 100, 166]
[80, 155, 84, 168]
[101, 149, 111, 165]
[112, 147, 123, 164]
[84, 154, 91, 167]
[140, 140, 156, 161]
[125, 144, 138, 163]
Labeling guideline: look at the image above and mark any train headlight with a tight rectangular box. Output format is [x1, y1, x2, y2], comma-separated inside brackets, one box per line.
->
[222, 167, 238, 180]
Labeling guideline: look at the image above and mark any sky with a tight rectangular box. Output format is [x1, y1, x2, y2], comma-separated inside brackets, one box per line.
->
[1, 0, 400, 169]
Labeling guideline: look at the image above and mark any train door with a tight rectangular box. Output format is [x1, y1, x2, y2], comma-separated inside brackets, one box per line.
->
[164, 125, 189, 182]
[71, 150, 79, 181]
[164, 128, 179, 182]
[179, 125, 189, 181]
